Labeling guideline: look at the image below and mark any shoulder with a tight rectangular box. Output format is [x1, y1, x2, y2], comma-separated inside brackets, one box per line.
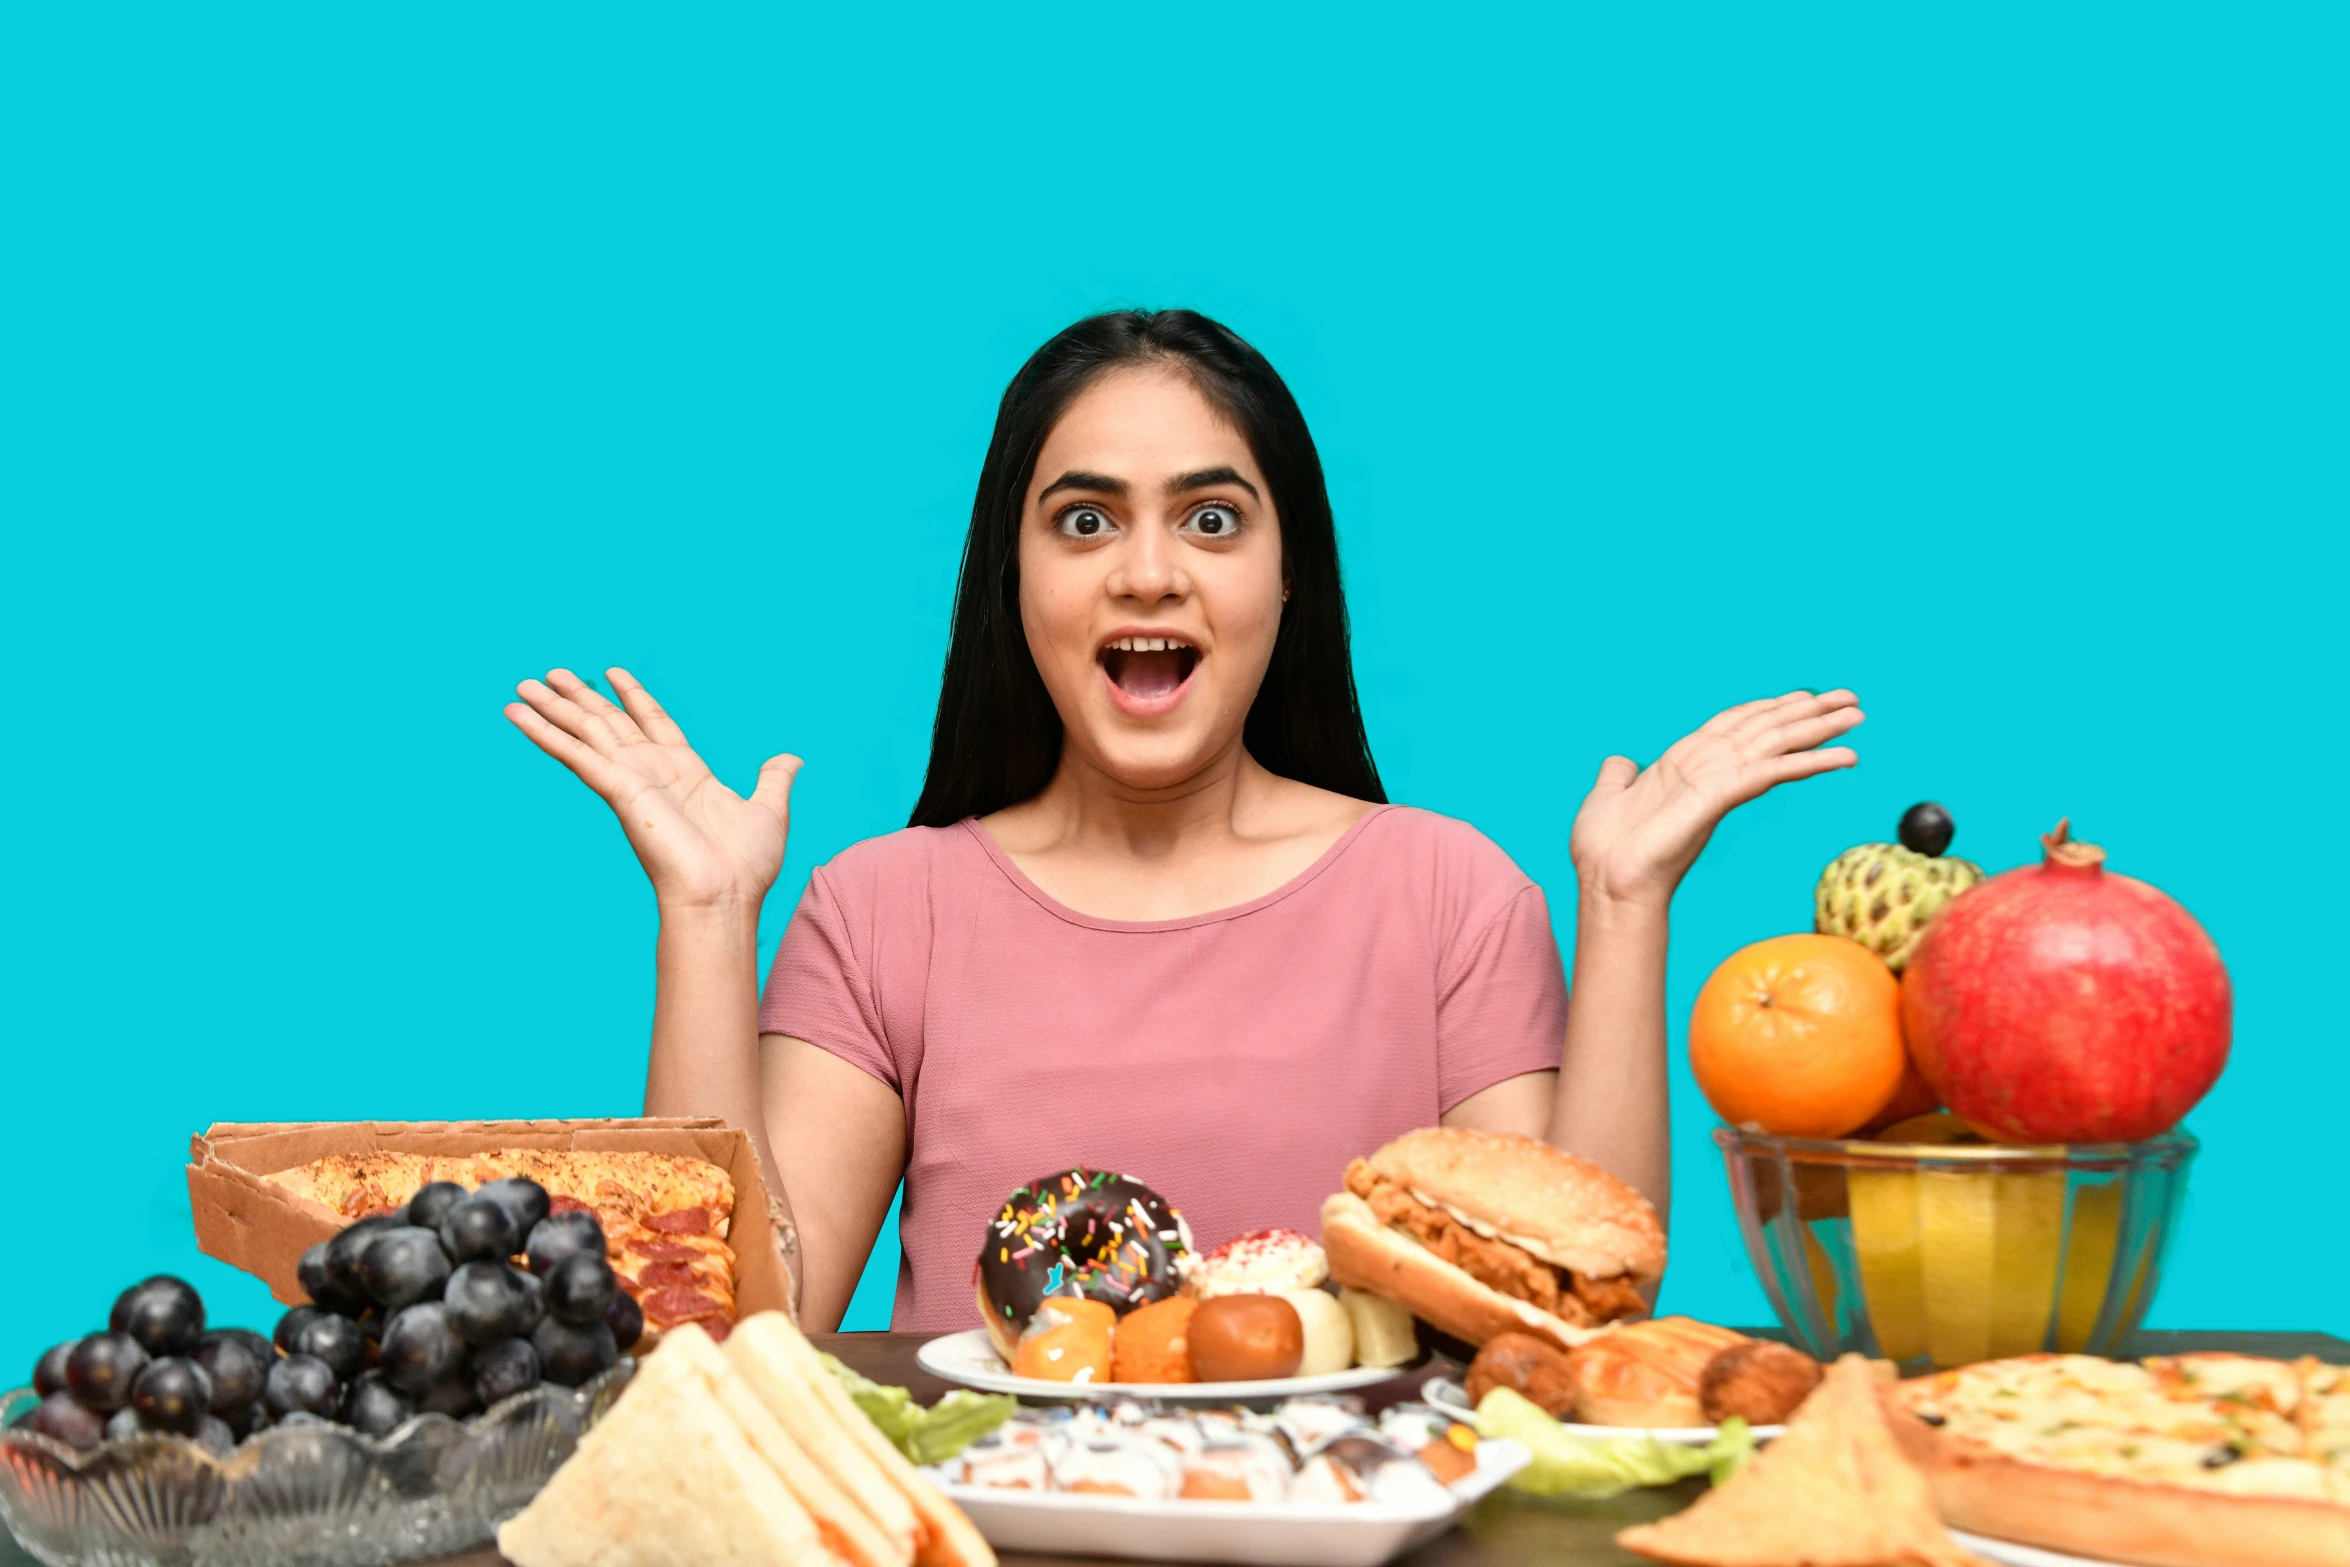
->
[805, 822, 988, 905]
[1355, 805, 1537, 891]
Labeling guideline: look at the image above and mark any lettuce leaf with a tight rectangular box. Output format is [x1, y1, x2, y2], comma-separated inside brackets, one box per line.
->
[1474, 1387, 1756, 1498]
[822, 1353, 1017, 1466]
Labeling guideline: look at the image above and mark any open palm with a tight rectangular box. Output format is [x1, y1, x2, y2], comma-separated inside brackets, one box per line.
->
[505, 668, 799, 911]
[1571, 689, 1863, 907]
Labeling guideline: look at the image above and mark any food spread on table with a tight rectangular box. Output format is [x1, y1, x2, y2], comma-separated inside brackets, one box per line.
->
[0, 811, 2301, 1567]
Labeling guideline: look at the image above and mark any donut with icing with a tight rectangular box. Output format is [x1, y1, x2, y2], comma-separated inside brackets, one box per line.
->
[975, 1168, 1193, 1363]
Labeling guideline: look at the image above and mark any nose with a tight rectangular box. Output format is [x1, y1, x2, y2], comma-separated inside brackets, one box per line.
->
[1105, 514, 1188, 607]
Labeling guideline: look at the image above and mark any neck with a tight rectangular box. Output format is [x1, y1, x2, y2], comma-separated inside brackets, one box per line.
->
[1022, 737, 1263, 862]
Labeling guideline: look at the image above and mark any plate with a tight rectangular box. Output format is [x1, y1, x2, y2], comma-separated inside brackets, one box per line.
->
[934, 1437, 1530, 1566]
[1420, 1376, 1785, 1444]
[1948, 1530, 2142, 1567]
[917, 1328, 1420, 1403]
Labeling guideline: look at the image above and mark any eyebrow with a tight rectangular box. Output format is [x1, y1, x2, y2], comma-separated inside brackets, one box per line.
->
[1033, 466, 1263, 506]
[1035, 470, 1128, 503]
[1167, 466, 1260, 501]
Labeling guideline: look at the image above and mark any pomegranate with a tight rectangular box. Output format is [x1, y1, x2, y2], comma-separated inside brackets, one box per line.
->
[1901, 820, 2230, 1144]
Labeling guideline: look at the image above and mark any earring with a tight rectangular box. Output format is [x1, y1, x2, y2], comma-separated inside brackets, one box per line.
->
[1282, 587, 1292, 602]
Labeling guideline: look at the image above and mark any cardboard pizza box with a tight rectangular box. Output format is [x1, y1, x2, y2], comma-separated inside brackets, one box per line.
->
[186, 1116, 796, 1323]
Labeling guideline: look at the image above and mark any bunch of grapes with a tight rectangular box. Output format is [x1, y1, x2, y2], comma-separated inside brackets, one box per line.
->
[17, 1176, 642, 1452]
[22, 1276, 262, 1453]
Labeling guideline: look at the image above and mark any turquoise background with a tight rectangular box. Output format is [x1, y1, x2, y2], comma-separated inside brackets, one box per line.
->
[4, 4, 2343, 1370]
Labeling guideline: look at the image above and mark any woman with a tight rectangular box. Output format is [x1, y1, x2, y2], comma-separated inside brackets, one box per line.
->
[507, 309, 1861, 1331]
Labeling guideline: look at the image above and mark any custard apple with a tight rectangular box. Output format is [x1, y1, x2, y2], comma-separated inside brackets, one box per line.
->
[1814, 802, 1985, 971]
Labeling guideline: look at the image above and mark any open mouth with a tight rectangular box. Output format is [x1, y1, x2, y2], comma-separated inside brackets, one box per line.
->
[1098, 635, 1200, 702]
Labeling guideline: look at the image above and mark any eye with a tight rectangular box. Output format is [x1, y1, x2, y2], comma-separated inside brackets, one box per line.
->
[1183, 503, 1243, 538]
[1055, 505, 1114, 539]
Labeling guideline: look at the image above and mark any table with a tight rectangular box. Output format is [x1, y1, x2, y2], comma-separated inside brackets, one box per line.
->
[7, 1329, 2345, 1567]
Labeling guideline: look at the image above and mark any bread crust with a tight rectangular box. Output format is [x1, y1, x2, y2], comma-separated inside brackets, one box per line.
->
[1320, 1192, 1605, 1354]
[1883, 1391, 2350, 1567]
[1364, 1128, 1664, 1283]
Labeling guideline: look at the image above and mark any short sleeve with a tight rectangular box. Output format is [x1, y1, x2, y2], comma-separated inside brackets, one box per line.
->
[1434, 882, 1568, 1111]
[758, 868, 900, 1092]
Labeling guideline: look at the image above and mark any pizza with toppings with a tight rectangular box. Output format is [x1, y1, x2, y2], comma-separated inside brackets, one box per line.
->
[1886, 1352, 2350, 1567]
[265, 1148, 739, 1346]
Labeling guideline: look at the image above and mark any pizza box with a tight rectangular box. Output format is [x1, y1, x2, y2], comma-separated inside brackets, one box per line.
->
[185, 1116, 795, 1322]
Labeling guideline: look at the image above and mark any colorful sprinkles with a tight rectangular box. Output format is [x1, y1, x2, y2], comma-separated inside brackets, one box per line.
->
[976, 1167, 1192, 1339]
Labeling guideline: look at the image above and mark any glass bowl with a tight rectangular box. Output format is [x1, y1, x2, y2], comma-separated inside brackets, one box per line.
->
[1714, 1123, 2196, 1372]
[0, 1361, 634, 1567]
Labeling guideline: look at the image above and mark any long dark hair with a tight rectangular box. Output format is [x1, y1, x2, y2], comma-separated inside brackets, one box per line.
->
[909, 309, 1384, 827]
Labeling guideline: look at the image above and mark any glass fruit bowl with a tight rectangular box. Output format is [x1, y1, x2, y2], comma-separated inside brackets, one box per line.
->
[0, 1361, 633, 1567]
[1715, 1121, 2196, 1372]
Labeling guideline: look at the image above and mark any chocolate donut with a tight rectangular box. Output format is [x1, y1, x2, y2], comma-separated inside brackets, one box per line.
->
[975, 1169, 1193, 1362]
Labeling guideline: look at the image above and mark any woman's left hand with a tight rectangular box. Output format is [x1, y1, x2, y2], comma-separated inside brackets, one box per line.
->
[1570, 689, 1863, 909]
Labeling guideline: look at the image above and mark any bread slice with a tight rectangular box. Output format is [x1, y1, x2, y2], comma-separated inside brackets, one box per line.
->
[661, 1327, 912, 1567]
[1364, 1127, 1664, 1284]
[496, 1336, 832, 1567]
[1322, 1191, 1604, 1354]
[728, 1313, 997, 1567]
[1616, 1355, 1985, 1567]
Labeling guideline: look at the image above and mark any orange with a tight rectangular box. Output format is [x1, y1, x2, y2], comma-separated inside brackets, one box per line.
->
[1689, 933, 1905, 1137]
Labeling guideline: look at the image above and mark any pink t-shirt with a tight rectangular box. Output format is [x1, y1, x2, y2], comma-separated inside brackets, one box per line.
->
[758, 804, 1568, 1330]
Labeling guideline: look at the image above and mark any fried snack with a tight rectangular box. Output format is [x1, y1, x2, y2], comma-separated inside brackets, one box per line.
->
[1568, 1317, 1750, 1428]
[1111, 1296, 1198, 1385]
[1617, 1354, 1986, 1567]
[1013, 1298, 1115, 1384]
[1465, 1331, 1579, 1417]
[1699, 1340, 1823, 1426]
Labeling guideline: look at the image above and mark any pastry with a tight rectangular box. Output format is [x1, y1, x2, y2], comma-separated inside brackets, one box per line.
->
[1181, 1228, 1327, 1298]
[1566, 1317, 1751, 1428]
[1187, 1295, 1304, 1382]
[1012, 1298, 1115, 1384]
[974, 1170, 1191, 1363]
[1110, 1295, 1197, 1385]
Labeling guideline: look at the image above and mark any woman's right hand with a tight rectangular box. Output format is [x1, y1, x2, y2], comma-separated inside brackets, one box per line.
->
[506, 668, 800, 913]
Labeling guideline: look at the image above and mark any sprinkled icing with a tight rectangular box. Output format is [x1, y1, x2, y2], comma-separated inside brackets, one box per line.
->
[976, 1167, 1192, 1336]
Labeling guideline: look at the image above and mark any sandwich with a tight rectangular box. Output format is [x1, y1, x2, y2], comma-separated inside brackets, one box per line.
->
[498, 1312, 993, 1567]
[1321, 1128, 1664, 1354]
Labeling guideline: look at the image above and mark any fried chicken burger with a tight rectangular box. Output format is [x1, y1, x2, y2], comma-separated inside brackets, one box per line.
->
[1321, 1128, 1664, 1353]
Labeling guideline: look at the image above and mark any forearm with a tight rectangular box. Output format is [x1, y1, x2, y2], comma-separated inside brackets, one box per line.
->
[645, 902, 786, 1213]
[1548, 891, 1672, 1222]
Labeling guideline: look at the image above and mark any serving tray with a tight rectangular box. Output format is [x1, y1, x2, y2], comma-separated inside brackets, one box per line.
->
[934, 1436, 1530, 1566]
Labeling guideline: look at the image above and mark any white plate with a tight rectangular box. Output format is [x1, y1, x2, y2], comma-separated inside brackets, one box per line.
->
[1421, 1376, 1785, 1444]
[1949, 1530, 2142, 1567]
[934, 1437, 1530, 1566]
[917, 1327, 1421, 1403]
